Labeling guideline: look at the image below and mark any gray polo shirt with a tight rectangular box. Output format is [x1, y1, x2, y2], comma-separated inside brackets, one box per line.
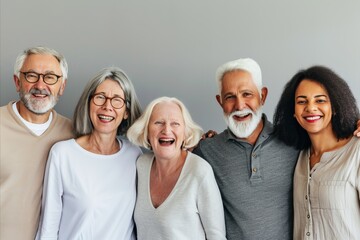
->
[193, 115, 299, 240]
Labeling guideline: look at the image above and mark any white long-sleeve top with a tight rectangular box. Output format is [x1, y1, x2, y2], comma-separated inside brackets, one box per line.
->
[135, 151, 227, 240]
[293, 136, 360, 240]
[36, 138, 142, 240]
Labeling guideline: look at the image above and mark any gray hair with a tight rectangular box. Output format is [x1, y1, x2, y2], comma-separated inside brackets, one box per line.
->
[73, 67, 142, 137]
[14, 46, 68, 81]
[216, 58, 262, 94]
[127, 96, 203, 150]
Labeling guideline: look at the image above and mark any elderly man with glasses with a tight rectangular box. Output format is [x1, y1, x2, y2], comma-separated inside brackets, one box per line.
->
[0, 46, 73, 240]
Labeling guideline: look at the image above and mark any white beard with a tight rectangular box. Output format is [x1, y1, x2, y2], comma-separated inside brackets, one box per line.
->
[224, 107, 263, 138]
[20, 88, 58, 114]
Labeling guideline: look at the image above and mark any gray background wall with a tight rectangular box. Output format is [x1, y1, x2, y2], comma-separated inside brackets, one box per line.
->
[1, 0, 359, 132]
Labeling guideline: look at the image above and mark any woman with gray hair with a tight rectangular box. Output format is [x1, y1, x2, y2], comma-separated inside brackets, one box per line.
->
[36, 67, 142, 240]
[127, 97, 226, 240]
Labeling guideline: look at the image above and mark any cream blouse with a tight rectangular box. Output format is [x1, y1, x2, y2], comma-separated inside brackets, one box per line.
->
[293, 136, 360, 240]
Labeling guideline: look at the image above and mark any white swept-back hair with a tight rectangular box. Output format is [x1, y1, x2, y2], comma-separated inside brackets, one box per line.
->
[216, 58, 262, 94]
[14, 46, 68, 81]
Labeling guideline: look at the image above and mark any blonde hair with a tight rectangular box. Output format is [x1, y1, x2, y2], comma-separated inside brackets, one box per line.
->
[127, 97, 203, 149]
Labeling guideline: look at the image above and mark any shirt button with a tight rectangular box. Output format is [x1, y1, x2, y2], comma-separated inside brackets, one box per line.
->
[252, 167, 257, 173]
[252, 153, 256, 158]
[306, 232, 310, 236]
[307, 214, 310, 219]
[305, 195, 308, 200]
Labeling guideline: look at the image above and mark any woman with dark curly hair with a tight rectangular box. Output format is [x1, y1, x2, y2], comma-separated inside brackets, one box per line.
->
[273, 66, 360, 239]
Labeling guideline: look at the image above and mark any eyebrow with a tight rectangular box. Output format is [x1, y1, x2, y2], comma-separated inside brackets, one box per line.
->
[223, 89, 254, 96]
[23, 69, 59, 75]
[296, 94, 327, 99]
[223, 92, 235, 97]
[94, 92, 124, 98]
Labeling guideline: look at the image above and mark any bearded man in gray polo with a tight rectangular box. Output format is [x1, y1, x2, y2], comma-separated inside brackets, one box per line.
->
[193, 58, 298, 240]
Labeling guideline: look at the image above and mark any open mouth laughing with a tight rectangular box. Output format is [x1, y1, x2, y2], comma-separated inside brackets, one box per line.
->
[98, 114, 115, 122]
[159, 138, 175, 146]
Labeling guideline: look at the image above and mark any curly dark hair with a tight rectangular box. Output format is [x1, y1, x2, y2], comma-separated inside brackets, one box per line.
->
[273, 66, 359, 150]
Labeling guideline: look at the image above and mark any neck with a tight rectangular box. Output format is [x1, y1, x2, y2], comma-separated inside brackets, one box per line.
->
[79, 132, 119, 155]
[17, 101, 51, 124]
[153, 150, 187, 179]
[309, 130, 350, 157]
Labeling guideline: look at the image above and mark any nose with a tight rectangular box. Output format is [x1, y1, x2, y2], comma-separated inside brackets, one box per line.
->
[102, 98, 113, 110]
[234, 97, 246, 111]
[162, 123, 171, 134]
[305, 102, 317, 112]
[32, 75, 47, 89]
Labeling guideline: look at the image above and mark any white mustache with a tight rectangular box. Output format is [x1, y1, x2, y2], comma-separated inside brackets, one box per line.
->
[230, 109, 254, 117]
[30, 88, 51, 96]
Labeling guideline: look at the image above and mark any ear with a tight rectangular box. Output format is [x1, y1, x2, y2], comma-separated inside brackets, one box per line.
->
[14, 75, 21, 92]
[58, 79, 67, 96]
[123, 109, 129, 120]
[260, 87, 268, 105]
[216, 94, 222, 107]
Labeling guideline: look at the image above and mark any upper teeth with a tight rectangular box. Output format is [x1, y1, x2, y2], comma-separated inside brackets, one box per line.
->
[159, 138, 174, 143]
[99, 115, 114, 121]
[306, 116, 321, 120]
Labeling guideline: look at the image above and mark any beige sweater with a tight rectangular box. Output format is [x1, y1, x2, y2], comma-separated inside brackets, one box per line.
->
[0, 102, 73, 240]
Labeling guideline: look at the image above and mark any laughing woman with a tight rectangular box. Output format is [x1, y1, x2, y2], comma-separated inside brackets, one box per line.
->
[36, 67, 142, 240]
[127, 97, 226, 240]
[274, 66, 360, 240]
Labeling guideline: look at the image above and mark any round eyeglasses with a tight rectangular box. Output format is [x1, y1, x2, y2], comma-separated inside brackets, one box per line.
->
[92, 94, 127, 109]
[20, 71, 63, 85]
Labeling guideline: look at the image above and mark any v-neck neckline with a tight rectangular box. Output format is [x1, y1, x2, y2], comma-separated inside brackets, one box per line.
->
[147, 153, 189, 210]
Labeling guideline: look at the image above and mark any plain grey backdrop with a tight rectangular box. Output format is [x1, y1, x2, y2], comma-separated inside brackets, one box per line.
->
[1, 0, 359, 132]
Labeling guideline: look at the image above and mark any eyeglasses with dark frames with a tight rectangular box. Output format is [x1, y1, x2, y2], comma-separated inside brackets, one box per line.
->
[20, 71, 63, 85]
[92, 93, 127, 109]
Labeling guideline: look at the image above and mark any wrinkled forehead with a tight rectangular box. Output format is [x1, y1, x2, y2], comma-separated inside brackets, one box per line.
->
[22, 54, 62, 71]
[221, 70, 259, 92]
[151, 102, 183, 120]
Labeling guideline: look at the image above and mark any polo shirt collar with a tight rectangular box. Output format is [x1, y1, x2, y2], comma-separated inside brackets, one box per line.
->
[224, 114, 274, 143]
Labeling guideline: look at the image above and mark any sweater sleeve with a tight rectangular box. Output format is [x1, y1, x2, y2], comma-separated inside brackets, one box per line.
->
[197, 167, 227, 240]
[36, 146, 64, 240]
[357, 157, 360, 200]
